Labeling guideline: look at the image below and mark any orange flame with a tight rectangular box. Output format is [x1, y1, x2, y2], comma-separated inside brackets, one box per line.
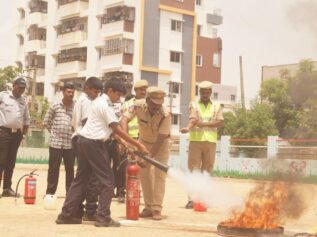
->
[220, 182, 288, 229]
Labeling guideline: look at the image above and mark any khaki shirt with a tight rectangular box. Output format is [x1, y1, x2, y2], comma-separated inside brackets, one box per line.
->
[0, 91, 30, 129]
[123, 99, 171, 143]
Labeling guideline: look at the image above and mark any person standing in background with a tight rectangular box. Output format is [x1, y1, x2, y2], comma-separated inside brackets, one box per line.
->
[180, 81, 224, 209]
[113, 79, 148, 203]
[0, 77, 30, 197]
[44, 82, 75, 195]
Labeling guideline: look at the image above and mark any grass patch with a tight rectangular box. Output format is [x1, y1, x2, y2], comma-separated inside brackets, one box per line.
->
[212, 170, 317, 184]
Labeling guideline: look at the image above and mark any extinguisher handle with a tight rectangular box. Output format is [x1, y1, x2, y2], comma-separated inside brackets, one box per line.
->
[30, 169, 39, 176]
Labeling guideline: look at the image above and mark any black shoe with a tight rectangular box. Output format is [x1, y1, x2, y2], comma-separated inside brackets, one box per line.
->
[82, 212, 97, 222]
[185, 201, 193, 209]
[117, 196, 125, 203]
[2, 188, 20, 198]
[56, 214, 82, 224]
[95, 217, 120, 227]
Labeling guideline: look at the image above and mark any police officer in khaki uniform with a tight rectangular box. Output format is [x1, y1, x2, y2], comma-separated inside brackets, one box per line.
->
[114, 80, 148, 203]
[180, 81, 224, 208]
[120, 87, 171, 220]
[0, 77, 30, 198]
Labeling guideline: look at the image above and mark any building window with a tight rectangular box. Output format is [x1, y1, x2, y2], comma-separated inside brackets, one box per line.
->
[18, 35, 24, 45]
[20, 9, 25, 19]
[196, 0, 202, 5]
[169, 83, 180, 94]
[230, 95, 236, 102]
[98, 48, 102, 59]
[197, 25, 201, 36]
[213, 92, 218, 100]
[104, 38, 134, 56]
[170, 51, 181, 63]
[172, 114, 179, 125]
[212, 28, 218, 38]
[196, 55, 203, 67]
[213, 53, 220, 67]
[171, 19, 183, 32]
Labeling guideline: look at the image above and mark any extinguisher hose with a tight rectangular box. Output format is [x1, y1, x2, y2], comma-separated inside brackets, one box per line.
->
[14, 169, 39, 204]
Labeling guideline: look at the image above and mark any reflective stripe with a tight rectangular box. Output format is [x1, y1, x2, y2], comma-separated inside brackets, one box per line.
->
[189, 101, 220, 143]
[124, 98, 139, 138]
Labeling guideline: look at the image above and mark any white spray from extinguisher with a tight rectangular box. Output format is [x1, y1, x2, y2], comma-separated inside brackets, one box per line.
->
[168, 168, 244, 211]
[133, 151, 243, 211]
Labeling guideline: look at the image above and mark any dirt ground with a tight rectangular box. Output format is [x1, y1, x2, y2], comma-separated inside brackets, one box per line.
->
[1, 164, 317, 237]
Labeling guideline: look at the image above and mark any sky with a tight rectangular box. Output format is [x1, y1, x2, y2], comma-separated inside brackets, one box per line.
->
[0, 0, 316, 102]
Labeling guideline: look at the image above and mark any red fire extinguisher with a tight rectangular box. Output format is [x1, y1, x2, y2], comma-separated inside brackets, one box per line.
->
[15, 169, 38, 205]
[126, 161, 140, 220]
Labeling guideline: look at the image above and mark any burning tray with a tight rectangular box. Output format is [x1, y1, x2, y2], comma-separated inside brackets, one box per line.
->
[217, 223, 284, 237]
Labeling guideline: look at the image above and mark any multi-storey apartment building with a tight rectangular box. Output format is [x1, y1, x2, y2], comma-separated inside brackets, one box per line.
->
[16, 0, 222, 133]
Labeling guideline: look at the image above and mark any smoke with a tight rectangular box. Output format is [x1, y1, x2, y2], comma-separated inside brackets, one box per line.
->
[287, 0, 317, 47]
[167, 168, 243, 211]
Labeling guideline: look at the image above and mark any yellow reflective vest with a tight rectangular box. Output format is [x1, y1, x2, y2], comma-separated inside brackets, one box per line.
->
[189, 100, 221, 143]
[123, 98, 139, 138]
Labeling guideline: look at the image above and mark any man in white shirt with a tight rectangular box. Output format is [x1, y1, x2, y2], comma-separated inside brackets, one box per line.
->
[56, 78, 148, 227]
[71, 77, 103, 221]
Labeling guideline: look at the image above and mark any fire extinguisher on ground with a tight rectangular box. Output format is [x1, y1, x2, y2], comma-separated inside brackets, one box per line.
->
[15, 169, 39, 205]
[126, 160, 140, 220]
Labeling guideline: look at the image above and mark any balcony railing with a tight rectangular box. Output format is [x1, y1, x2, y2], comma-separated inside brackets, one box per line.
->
[58, 0, 88, 6]
[58, 0, 89, 18]
[29, 0, 47, 13]
[57, 47, 87, 63]
[102, 6, 135, 24]
[26, 55, 45, 68]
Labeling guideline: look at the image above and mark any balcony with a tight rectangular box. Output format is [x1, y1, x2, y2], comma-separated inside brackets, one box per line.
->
[56, 61, 86, 76]
[207, 12, 223, 25]
[27, 12, 47, 26]
[101, 54, 123, 71]
[101, 21, 124, 38]
[58, 31, 87, 47]
[25, 54, 45, 69]
[25, 40, 46, 53]
[100, 5, 135, 35]
[58, 0, 89, 19]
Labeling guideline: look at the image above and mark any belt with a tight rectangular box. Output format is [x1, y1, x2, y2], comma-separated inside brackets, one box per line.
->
[0, 126, 21, 133]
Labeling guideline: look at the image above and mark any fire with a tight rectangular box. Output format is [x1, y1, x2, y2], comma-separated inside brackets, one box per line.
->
[220, 182, 289, 229]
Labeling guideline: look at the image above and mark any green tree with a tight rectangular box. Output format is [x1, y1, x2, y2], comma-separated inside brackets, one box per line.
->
[298, 59, 314, 73]
[0, 66, 22, 91]
[222, 101, 278, 140]
[260, 78, 298, 137]
[221, 101, 278, 157]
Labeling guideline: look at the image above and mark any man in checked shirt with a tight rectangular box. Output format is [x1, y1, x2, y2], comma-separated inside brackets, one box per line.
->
[44, 82, 75, 195]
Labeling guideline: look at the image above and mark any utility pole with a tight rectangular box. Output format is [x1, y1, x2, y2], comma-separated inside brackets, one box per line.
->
[239, 56, 246, 110]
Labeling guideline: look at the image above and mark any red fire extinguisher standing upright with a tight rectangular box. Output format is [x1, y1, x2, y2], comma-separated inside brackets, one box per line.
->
[15, 169, 38, 205]
[126, 160, 140, 220]
[24, 173, 37, 204]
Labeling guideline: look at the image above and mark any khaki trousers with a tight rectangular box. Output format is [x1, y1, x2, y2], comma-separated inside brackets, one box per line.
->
[188, 141, 216, 172]
[140, 139, 170, 212]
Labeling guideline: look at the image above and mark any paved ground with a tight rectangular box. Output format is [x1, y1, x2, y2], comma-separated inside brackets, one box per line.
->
[1, 164, 317, 237]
